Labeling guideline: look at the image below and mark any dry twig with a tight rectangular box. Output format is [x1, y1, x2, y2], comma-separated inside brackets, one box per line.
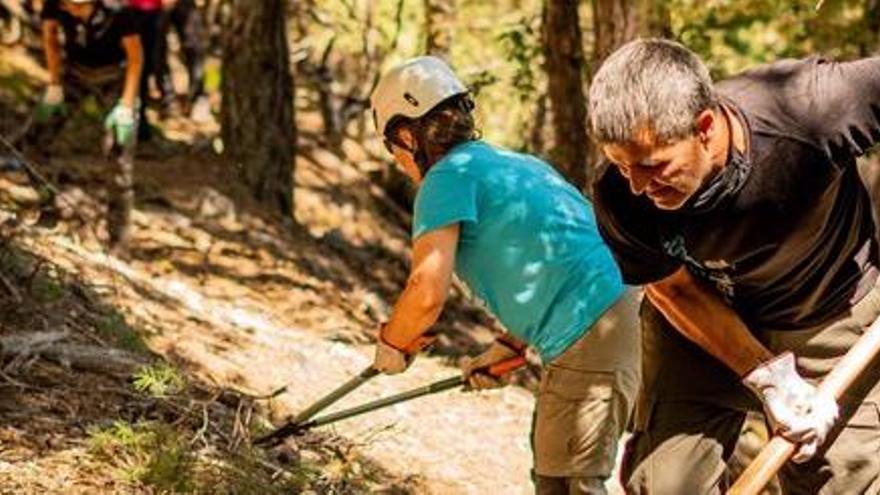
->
[0, 368, 34, 389]
[0, 272, 21, 302]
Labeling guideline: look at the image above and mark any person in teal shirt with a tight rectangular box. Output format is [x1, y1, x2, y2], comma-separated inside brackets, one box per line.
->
[370, 56, 640, 494]
[414, 140, 623, 362]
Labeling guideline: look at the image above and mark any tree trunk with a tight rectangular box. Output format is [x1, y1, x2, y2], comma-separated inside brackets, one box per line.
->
[863, 0, 880, 56]
[542, 0, 589, 188]
[315, 38, 342, 151]
[221, 0, 296, 218]
[592, 0, 671, 68]
[529, 93, 548, 155]
[424, 0, 455, 57]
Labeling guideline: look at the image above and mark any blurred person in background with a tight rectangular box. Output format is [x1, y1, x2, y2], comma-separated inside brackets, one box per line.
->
[126, 0, 161, 140]
[154, 0, 207, 121]
[24, 0, 141, 252]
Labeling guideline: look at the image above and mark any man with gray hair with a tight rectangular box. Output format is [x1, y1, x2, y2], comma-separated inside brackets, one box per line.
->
[590, 39, 880, 493]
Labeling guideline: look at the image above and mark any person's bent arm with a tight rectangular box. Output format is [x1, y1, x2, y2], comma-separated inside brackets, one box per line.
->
[645, 266, 773, 377]
[120, 34, 143, 108]
[646, 256, 839, 462]
[41, 20, 62, 85]
[381, 223, 459, 350]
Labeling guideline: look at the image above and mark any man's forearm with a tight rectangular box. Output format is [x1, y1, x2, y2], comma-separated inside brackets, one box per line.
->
[647, 268, 773, 377]
[121, 59, 141, 108]
[42, 23, 62, 84]
[121, 37, 143, 108]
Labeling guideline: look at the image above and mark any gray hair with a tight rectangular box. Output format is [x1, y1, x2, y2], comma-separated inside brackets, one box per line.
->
[589, 39, 717, 145]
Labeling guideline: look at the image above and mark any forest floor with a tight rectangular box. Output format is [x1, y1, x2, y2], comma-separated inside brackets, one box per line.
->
[0, 44, 626, 494]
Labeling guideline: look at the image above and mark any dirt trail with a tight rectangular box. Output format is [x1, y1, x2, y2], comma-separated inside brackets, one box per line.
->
[28, 235, 536, 494]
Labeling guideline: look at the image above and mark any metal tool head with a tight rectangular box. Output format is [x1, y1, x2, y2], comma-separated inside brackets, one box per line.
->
[253, 420, 313, 447]
[252, 365, 378, 448]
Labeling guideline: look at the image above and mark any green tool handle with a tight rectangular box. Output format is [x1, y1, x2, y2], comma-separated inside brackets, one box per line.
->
[255, 339, 435, 447]
[255, 355, 527, 446]
[298, 355, 528, 432]
[290, 337, 432, 426]
[290, 365, 379, 425]
[298, 375, 465, 431]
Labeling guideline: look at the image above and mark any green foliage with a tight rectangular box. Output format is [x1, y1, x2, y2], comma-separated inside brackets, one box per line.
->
[451, 0, 544, 147]
[79, 95, 103, 118]
[29, 269, 65, 304]
[670, 0, 879, 78]
[88, 420, 196, 492]
[0, 250, 64, 304]
[0, 71, 35, 106]
[465, 70, 501, 98]
[200, 446, 314, 494]
[87, 420, 322, 494]
[96, 313, 149, 354]
[296, 0, 544, 149]
[133, 363, 185, 398]
[497, 15, 543, 103]
[204, 60, 222, 93]
[0, 252, 73, 305]
[0, 247, 28, 275]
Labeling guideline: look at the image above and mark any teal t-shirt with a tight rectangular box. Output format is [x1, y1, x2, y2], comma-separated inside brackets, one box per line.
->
[413, 140, 625, 362]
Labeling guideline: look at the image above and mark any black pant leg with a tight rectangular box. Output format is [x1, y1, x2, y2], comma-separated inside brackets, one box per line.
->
[133, 10, 162, 137]
[173, 0, 206, 103]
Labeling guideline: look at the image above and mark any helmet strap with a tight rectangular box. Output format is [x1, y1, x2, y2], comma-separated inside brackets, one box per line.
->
[408, 123, 432, 177]
[393, 94, 474, 177]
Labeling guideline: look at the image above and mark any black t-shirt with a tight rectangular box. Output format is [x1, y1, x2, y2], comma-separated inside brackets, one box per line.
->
[594, 57, 880, 332]
[42, 0, 138, 68]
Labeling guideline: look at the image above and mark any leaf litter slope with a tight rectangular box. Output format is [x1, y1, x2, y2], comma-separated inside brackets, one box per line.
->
[13, 130, 539, 493]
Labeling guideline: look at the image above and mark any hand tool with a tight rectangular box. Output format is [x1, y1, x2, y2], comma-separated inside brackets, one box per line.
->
[729, 315, 880, 495]
[254, 354, 526, 447]
[253, 335, 433, 445]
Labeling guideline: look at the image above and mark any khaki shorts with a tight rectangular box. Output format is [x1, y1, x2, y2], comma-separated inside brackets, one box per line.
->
[532, 288, 641, 479]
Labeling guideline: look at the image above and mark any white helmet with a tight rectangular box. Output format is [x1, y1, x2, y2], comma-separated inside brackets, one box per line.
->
[371, 56, 468, 137]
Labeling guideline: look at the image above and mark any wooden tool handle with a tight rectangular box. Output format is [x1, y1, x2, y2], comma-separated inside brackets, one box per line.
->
[729, 316, 880, 495]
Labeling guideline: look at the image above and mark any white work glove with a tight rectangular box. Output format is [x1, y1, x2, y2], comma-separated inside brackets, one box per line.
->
[743, 352, 839, 463]
[104, 102, 137, 146]
[373, 338, 412, 374]
[44, 84, 64, 105]
[372, 324, 421, 375]
[461, 338, 522, 390]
